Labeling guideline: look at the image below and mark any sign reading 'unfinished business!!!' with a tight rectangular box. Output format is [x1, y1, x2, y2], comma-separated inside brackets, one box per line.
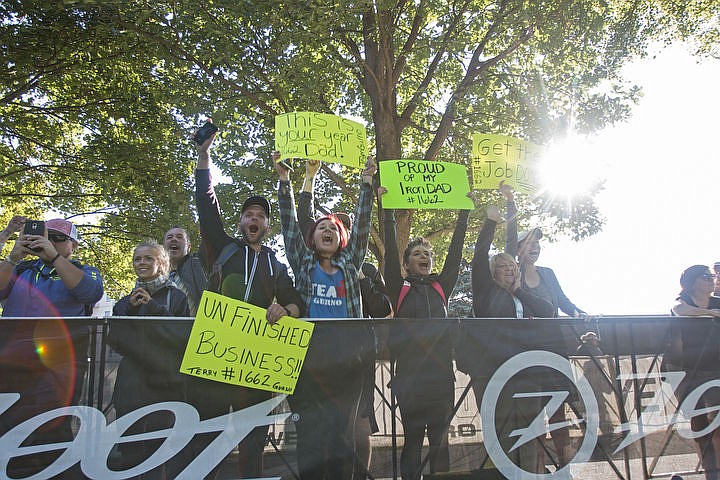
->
[180, 291, 314, 394]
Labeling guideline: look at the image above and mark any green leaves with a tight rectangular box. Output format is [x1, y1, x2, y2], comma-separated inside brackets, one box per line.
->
[1, 0, 717, 296]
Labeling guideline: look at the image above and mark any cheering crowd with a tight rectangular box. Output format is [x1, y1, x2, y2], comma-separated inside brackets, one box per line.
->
[1, 129, 719, 480]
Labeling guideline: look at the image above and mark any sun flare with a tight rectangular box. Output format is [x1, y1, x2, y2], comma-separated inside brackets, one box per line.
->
[538, 136, 606, 199]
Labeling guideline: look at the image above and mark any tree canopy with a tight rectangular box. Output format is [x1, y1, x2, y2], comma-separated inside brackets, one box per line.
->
[1, 0, 718, 298]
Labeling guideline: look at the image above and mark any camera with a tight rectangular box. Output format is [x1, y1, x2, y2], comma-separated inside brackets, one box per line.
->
[193, 121, 219, 145]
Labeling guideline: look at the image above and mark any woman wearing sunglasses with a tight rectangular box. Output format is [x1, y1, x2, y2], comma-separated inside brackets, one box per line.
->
[668, 265, 720, 480]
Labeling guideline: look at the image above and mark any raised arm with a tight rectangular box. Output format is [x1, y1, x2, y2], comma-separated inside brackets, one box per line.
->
[0, 217, 28, 291]
[273, 151, 310, 275]
[346, 158, 377, 268]
[194, 131, 230, 260]
[297, 159, 322, 236]
[471, 206, 501, 315]
[438, 209, 470, 295]
[501, 183, 518, 257]
[0, 216, 25, 253]
[382, 207, 403, 304]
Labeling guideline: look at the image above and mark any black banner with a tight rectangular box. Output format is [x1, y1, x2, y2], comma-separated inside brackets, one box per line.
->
[0, 315, 717, 479]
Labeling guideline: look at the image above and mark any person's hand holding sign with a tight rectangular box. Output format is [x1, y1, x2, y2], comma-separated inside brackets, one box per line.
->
[266, 302, 289, 324]
[361, 156, 377, 185]
[498, 180, 514, 202]
[272, 150, 290, 182]
[302, 159, 322, 193]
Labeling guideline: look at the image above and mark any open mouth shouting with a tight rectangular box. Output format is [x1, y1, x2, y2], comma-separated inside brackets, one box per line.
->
[322, 233, 336, 245]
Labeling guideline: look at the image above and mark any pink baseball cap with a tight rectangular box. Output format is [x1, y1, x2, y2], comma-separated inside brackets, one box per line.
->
[46, 218, 79, 243]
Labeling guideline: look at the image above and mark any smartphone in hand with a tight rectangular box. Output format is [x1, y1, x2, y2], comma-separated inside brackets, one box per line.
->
[23, 220, 45, 236]
[23, 220, 45, 252]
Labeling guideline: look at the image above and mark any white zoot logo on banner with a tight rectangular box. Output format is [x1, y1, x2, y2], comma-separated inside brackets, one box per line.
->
[0, 394, 288, 480]
[480, 350, 599, 480]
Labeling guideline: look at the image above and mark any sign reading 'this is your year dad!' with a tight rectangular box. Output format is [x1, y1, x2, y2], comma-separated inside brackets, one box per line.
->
[274, 112, 368, 169]
[180, 291, 315, 394]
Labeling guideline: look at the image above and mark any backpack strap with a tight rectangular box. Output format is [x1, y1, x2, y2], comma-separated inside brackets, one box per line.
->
[432, 281, 447, 306]
[396, 279, 447, 312]
[208, 241, 241, 292]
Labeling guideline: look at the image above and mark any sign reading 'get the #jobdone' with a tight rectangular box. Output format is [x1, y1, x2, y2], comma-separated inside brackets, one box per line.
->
[472, 133, 543, 193]
[180, 291, 314, 394]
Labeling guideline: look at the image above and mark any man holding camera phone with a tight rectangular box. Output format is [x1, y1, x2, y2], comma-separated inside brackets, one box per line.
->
[0, 217, 103, 315]
[0, 217, 104, 478]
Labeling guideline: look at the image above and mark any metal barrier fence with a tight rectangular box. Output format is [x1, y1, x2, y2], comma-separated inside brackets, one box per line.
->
[0, 315, 716, 480]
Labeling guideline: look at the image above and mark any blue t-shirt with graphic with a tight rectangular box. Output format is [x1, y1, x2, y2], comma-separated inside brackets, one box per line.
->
[308, 261, 348, 318]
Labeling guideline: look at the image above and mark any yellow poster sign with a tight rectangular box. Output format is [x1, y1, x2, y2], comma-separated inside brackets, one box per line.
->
[471, 134, 543, 193]
[180, 291, 314, 394]
[274, 112, 368, 169]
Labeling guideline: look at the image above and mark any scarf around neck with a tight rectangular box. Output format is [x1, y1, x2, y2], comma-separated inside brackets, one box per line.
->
[135, 274, 172, 296]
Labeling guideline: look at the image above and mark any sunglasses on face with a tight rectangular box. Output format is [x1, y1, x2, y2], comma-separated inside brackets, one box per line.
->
[701, 273, 716, 281]
[48, 234, 69, 243]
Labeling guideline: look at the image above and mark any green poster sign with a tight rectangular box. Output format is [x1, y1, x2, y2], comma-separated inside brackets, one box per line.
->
[379, 160, 475, 210]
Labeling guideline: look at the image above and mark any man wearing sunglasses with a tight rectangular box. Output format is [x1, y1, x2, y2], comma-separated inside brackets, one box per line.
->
[0, 217, 103, 316]
[0, 217, 104, 478]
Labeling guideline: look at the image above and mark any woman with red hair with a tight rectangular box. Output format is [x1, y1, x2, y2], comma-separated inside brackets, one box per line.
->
[274, 151, 376, 480]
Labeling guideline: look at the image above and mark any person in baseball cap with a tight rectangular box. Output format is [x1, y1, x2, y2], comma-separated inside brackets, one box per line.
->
[46, 218, 80, 245]
[242, 195, 271, 218]
[0, 215, 103, 477]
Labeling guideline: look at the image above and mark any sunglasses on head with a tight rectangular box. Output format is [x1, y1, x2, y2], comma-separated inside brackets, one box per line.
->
[48, 234, 69, 243]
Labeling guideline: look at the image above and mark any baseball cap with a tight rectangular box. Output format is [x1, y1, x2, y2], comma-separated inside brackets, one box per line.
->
[518, 227, 542, 245]
[242, 196, 271, 217]
[46, 218, 79, 243]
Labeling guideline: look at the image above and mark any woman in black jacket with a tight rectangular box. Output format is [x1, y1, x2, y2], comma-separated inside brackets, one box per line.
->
[458, 204, 553, 475]
[109, 240, 190, 479]
[383, 198, 469, 480]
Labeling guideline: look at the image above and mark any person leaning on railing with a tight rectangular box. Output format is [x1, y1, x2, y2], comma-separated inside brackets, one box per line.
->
[108, 239, 190, 479]
[669, 265, 720, 480]
[0, 217, 104, 479]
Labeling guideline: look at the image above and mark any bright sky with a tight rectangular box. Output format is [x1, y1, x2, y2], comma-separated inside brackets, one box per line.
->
[538, 43, 720, 315]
